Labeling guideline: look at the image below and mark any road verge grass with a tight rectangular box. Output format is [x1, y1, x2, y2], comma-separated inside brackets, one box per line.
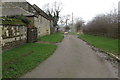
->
[79, 34, 119, 55]
[70, 32, 78, 35]
[2, 43, 57, 78]
[39, 33, 64, 43]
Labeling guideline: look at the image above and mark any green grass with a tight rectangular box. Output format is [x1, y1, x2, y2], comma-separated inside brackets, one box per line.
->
[79, 34, 119, 55]
[2, 43, 57, 78]
[39, 33, 64, 43]
[70, 32, 78, 35]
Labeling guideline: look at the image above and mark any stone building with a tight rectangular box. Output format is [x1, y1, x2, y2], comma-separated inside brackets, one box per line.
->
[32, 4, 53, 37]
[11, 2, 54, 37]
[0, 2, 34, 51]
[0, 1, 54, 51]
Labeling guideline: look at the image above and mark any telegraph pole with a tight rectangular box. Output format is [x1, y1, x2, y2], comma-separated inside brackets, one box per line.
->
[72, 12, 73, 25]
[72, 12, 74, 32]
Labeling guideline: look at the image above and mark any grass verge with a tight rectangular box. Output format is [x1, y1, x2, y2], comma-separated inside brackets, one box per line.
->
[79, 34, 119, 55]
[39, 33, 64, 43]
[70, 32, 78, 35]
[2, 43, 57, 78]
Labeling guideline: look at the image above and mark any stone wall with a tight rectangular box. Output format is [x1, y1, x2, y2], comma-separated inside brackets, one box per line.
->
[39, 16, 51, 37]
[34, 15, 51, 37]
[0, 25, 27, 51]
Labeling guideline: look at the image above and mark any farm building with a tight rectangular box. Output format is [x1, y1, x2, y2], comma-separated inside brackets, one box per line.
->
[0, 2, 35, 51]
[32, 4, 53, 37]
[0, 1, 54, 51]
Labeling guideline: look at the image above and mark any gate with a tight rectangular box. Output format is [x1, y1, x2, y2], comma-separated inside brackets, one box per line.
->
[27, 28, 38, 43]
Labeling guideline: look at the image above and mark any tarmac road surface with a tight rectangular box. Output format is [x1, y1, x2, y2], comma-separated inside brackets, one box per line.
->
[21, 35, 118, 78]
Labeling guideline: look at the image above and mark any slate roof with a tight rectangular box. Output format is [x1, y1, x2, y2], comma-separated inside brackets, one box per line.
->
[1, 2, 34, 17]
[2, 7, 34, 17]
[118, 2, 120, 20]
[1, 0, 26, 2]
[0, 2, 53, 20]
[32, 4, 53, 20]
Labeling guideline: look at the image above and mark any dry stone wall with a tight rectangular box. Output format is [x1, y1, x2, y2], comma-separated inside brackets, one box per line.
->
[0, 25, 27, 51]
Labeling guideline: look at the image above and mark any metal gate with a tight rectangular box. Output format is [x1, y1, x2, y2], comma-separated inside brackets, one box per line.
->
[27, 28, 38, 43]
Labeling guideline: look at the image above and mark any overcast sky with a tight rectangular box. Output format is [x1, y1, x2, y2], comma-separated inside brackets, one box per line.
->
[27, 0, 118, 23]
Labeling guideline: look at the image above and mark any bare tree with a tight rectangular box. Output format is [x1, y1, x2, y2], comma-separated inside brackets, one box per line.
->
[83, 7, 118, 39]
[43, 2, 63, 28]
[60, 15, 71, 31]
[74, 18, 84, 32]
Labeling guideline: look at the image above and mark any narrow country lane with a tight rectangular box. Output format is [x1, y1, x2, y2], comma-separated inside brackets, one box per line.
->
[21, 35, 118, 78]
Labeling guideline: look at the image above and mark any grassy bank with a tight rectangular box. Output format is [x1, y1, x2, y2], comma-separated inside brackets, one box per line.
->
[3, 43, 57, 78]
[79, 34, 119, 55]
[39, 33, 64, 43]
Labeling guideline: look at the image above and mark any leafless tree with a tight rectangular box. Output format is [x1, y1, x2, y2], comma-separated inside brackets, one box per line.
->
[74, 18, 84, 32]
[61, 15, 71, 31]
[83, 7, 118, 39]
[43, 1, 63, 27]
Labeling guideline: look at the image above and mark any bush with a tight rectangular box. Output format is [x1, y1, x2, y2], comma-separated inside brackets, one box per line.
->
[83, 8, 118, 39]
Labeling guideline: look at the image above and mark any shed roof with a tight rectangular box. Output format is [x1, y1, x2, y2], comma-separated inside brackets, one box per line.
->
[32, 4, 53, 20]
[1, 2, 34, 17]
[2, 7, 34, 17]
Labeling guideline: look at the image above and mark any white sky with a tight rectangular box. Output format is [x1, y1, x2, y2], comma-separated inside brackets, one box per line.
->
[27, 0, 119, 23]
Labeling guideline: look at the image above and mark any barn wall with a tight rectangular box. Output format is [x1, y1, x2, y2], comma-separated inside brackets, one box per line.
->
[1, 25, 27, 51]
[34, 15, 51, 37]
[39, 16, 50, 37]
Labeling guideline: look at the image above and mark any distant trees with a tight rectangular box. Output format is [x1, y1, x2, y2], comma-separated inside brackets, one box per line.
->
[83, 8, 118, 39]
[59, 15, 71, 31]
[74, 18, 84, 32]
